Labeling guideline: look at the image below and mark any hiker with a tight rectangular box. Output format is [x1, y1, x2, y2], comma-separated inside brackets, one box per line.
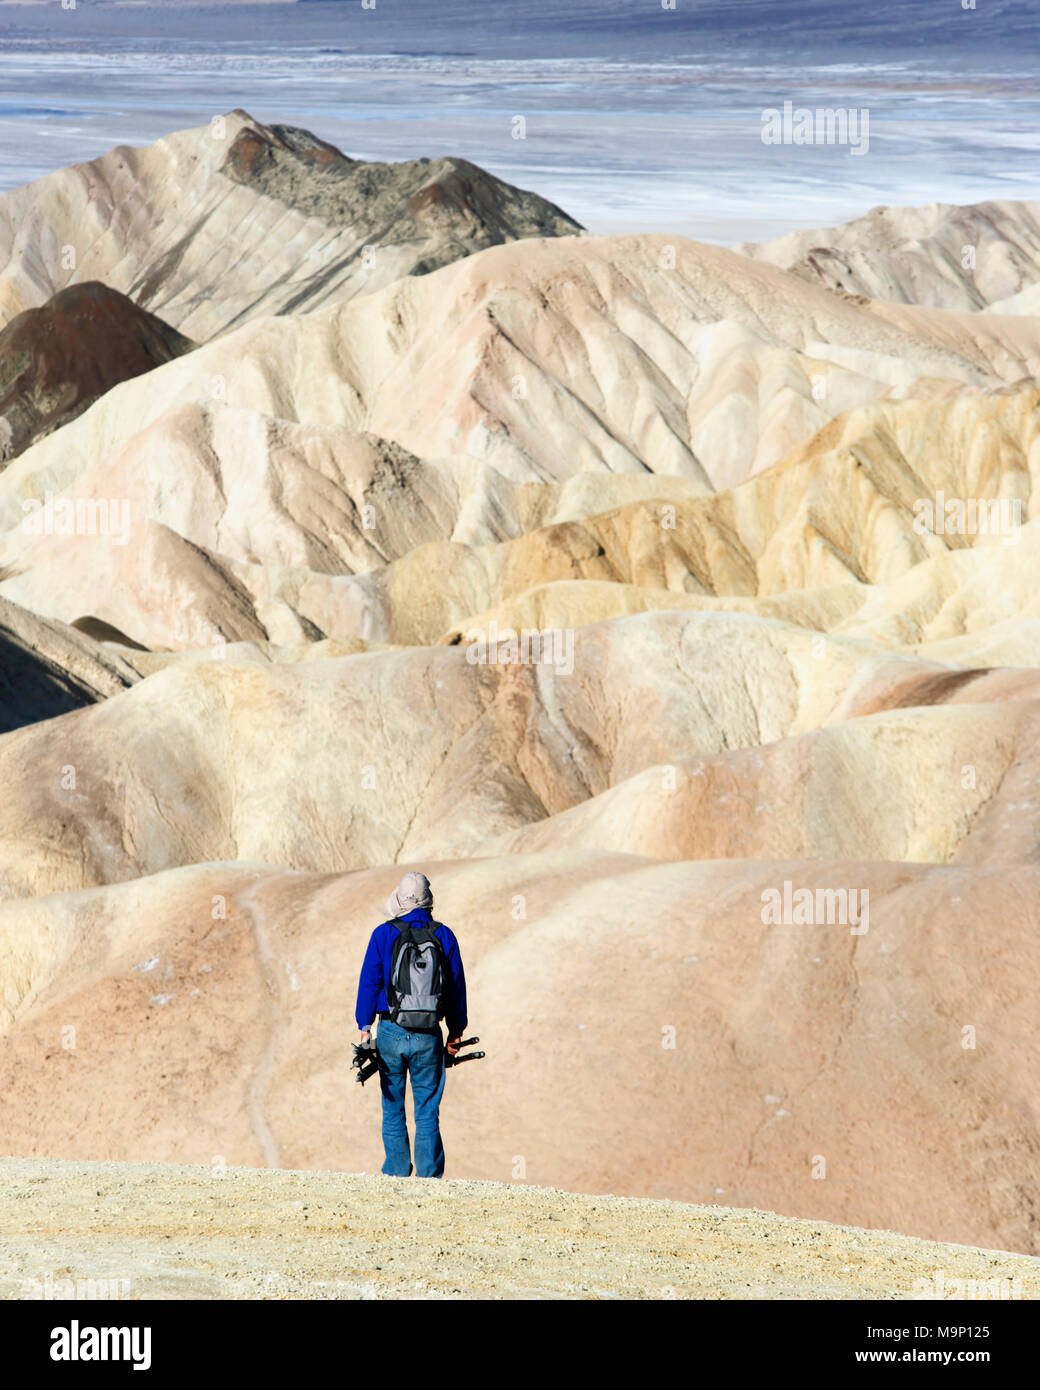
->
[355, 871, 468, 1178]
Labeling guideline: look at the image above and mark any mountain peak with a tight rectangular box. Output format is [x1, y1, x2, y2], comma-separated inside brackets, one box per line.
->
[0, 115, 582, 343]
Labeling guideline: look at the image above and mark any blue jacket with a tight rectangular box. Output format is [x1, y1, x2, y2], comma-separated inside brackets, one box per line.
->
[355, 907, 468, 1038]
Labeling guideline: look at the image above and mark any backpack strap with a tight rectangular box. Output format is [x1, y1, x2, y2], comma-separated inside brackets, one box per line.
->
[389, 916, 440, 933]
[390, 918, 442, 946]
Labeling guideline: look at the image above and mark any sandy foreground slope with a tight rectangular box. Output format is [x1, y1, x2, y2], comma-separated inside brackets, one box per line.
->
[0, 1157, 1036, 1301]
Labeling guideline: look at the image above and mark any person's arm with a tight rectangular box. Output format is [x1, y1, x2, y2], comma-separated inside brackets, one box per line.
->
[355, 928, 384, 1036]
[441, 929, 468, 1044]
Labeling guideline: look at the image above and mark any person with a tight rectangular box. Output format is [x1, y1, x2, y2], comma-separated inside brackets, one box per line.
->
[355, 871, 467, 1178]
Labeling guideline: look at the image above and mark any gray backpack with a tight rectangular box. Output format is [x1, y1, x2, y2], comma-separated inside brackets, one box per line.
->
[386, 920, 449, 1030]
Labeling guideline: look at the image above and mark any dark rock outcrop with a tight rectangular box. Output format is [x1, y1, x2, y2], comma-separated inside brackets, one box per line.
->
[0, 283, 194, 464]
[0, 594, 139, 733]
[220, 121, 583, 275]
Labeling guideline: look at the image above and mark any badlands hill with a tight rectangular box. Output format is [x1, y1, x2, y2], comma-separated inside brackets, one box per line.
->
[0, 282, 194, 464]
[0, 124, 1038, 1265]
[1, 233, 1038, 652]
[0, 112, 582, 341]
[2, 1158, 1035, 1300]
[737, 199, 1040, 312]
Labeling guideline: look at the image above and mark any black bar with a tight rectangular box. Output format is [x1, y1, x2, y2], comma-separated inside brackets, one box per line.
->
[3, 1295, 1033, 1370]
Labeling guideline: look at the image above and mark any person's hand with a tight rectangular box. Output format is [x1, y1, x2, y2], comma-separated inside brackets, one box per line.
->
[446, 1036, 461, 1056]
[360, 1030, 371, 1044]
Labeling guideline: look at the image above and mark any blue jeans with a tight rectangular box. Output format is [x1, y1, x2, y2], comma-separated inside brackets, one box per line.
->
[376, 1019, 446, 1178]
